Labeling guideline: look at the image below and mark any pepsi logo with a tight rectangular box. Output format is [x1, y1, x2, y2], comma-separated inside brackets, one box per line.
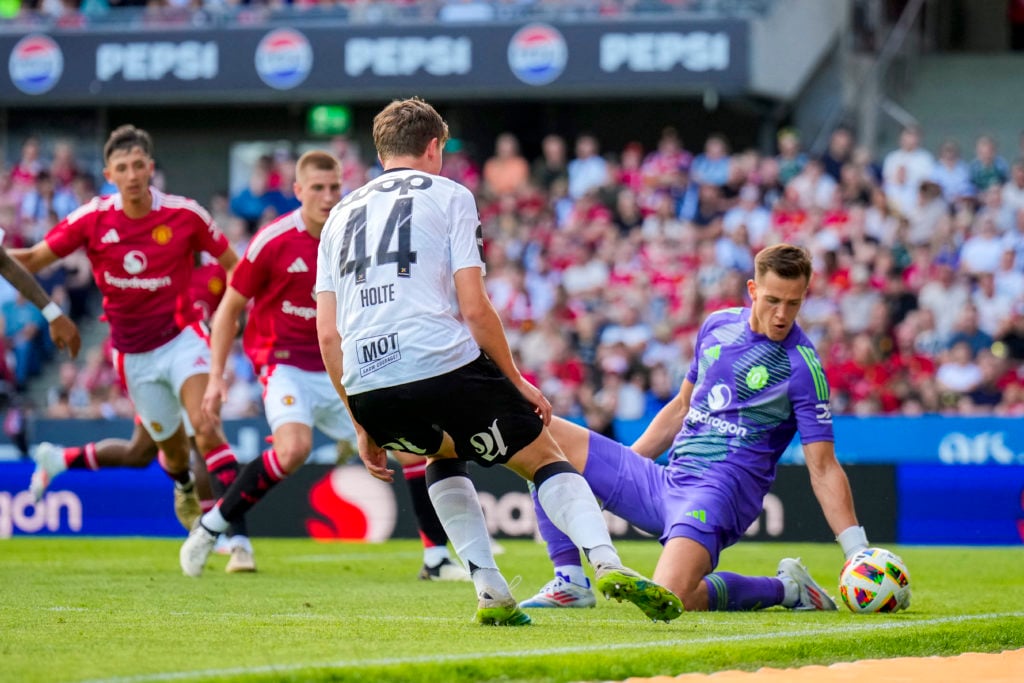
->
[507, 23, 567, 86]
[254, 28, 313, 90]
[8, 34, 64, 95]
[306, 465, 396, 541]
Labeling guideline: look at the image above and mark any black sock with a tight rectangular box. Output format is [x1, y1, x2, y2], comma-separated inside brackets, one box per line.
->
[217, 451, 285, 525]
[405, 472, 449, 549]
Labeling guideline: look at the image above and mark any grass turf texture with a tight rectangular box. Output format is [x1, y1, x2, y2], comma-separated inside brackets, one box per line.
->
[2, 539, 1022, 683]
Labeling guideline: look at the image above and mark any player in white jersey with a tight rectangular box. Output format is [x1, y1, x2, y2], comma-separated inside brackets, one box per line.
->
[315, 97, 681, 625]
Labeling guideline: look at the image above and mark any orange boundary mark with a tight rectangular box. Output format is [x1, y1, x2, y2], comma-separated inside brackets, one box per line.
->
[622, 648, 1024, 683]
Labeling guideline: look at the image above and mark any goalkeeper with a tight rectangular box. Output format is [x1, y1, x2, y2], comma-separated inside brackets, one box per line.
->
[521, 244, 899, 612]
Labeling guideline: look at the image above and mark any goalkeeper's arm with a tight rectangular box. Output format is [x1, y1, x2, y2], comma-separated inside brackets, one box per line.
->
[803, 440, 869, 560]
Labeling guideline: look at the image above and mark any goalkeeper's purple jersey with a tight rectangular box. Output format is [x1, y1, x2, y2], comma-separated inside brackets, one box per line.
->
[669, 307, 834, 497]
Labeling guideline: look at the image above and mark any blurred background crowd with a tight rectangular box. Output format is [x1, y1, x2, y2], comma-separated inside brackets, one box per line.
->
[0, 0, 775, 29]
[3, 116, 1024, 441]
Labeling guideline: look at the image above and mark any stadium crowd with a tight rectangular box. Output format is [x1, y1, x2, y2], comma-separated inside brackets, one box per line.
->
[2, 120, 1024, 440]
[0, 0, 772, 29]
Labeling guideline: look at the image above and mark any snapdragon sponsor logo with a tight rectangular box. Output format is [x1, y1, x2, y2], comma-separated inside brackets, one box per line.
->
[0, 490, 82, 538]
[686, 406, 748, 437]
[281, 300, 316, 320]
[103, 272, 171, 292]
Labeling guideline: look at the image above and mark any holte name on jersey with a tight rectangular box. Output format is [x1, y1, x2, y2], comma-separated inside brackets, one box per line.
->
[360, 283, 395, 308]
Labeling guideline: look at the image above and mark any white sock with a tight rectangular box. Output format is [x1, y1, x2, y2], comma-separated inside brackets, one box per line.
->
[780, 576, 799, 607]
[423, 545, 450, 567]
[536, 471, 620, 568]
[200, 505, 229, 534]
[427, 475, 507, 598]
[228, 535, 252, 553]
[555, 564, 589, 587]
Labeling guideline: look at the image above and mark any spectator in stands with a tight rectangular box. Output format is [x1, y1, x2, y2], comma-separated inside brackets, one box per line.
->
[789, 157, 837, 210]
[9, 137, 43, 195]
[961, 212, 1006, 275]
[821, 126, 855, 182]
[947, 303, 994, 357]
[838, 263, 882, 335]
[330, 135, 369, 195]
[1001, 159, 1024, 215]
[883, 125, 934, 207]
[936, 340, 983, 397]
[2, 292, 48, 390]
[930, 139, 973, 206]
[440, 138, 481, 194]
[20, 171, 78, 243]
[968, 135, 1009, 193]
[642, 126, 692, 193]
[482, 132, 530, 199]
[49, 140, 80, 189]
[230, 159, 279, 233]
[567, 134, 608, 200]
[918, 256, 969, 341]
[996, 302, 1024, 361]
[775, 128, 806, 185]
[691, 133, 731, 187]
[531, 133, 568, 193]
[994, 247, 1024, 301]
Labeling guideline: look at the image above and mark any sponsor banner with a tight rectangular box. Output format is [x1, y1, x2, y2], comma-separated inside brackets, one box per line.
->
[779, 415, 1024, 466]
[1, 446, 897, 545]
[613, 415, 1024, 466]
[0, 20, 748, 105]
[897, 465, 1024, 545]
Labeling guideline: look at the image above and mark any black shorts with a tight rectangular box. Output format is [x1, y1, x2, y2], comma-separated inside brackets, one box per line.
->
[347, 354, 544, 467]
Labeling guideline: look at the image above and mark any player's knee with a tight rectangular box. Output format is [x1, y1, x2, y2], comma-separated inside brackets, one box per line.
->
[192, 426, 225, 453]
[274, 440, 311, 474]
[125, 441, 159, 467]
[676, 579, 710, 612]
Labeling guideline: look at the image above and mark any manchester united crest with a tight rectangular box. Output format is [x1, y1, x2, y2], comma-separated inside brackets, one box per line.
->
[152, 225, 173, 245]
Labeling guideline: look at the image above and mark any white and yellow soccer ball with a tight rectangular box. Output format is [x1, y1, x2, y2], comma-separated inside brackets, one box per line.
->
[839, 547, 912, 613]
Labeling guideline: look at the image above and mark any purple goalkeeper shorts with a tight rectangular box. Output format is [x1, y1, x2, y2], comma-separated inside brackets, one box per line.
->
[583, 431, 760, 569]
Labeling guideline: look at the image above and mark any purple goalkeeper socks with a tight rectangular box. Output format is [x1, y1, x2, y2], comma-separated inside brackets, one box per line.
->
[704, 572, 785, 611]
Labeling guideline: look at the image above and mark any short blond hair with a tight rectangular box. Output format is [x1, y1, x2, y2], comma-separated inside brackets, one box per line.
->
[372, 97, 449, 162]
[296, 150, 341, 180]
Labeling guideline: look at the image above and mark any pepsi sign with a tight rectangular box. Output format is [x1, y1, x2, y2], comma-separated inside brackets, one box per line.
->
[507, 23, 567, 86]
[255, 28, 313, 90]
[8, 34, 63, 95]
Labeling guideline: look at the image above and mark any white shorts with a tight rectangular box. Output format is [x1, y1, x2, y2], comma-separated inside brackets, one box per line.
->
[261, 364, 355, 442]
[114, 325, 211, 442]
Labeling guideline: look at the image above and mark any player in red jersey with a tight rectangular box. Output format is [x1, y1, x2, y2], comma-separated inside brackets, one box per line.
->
[14, 125, 247, 560]
[24, 253, 228, 524]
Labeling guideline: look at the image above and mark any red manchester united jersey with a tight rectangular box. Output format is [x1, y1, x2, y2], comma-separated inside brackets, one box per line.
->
[189, 258, 227, 325]
[230, 210, 323, 373]
[46, 188, 229, 353]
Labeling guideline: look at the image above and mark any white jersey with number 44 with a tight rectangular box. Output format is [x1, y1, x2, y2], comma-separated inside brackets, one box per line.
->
[316, 169, 485, 395]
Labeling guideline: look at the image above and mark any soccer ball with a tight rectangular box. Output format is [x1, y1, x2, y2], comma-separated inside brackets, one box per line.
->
[839, 547, 911, 613]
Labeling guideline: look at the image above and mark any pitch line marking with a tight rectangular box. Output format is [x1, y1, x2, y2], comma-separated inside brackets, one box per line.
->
[77, 611, 1024, 683]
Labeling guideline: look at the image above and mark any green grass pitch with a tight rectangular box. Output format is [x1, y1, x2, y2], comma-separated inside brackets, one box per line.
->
[2, 538, 1022, 682]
